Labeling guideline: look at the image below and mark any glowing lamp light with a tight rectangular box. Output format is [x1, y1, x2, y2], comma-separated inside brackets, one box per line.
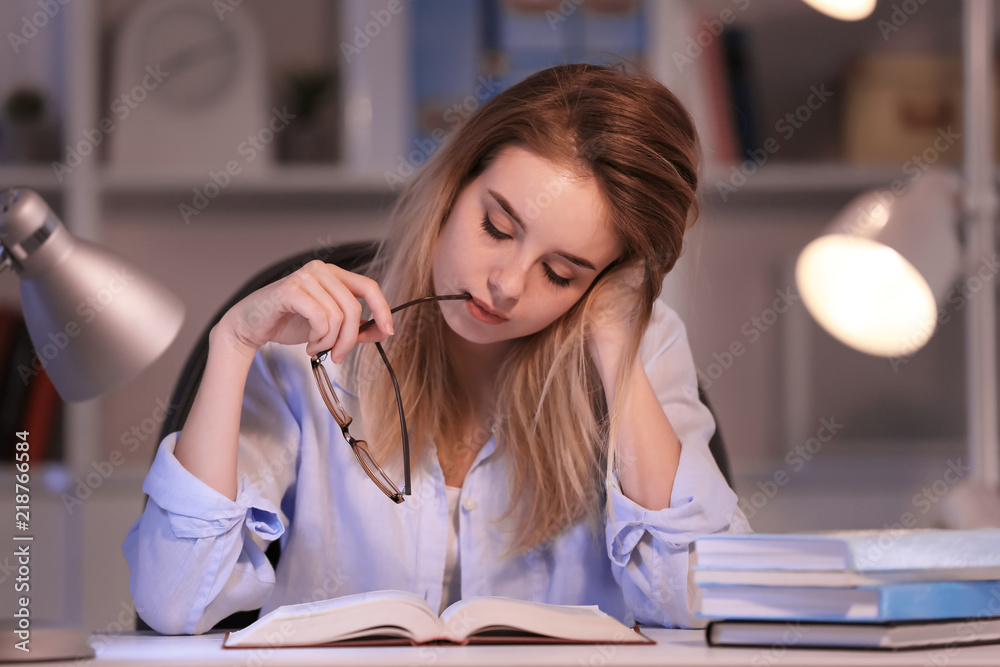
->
[801, 0, 877, 21]
[797, 235, 939, 357]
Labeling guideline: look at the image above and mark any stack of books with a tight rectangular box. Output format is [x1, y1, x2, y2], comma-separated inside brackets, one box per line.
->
[692, 528, 1000, 650]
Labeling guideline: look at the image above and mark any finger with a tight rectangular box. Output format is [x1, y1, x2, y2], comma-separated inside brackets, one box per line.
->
[279, 286, 342, 355]
[291, 276, 350, 357]
[335, 269, 394, 339]
[306, 268, 367, 362]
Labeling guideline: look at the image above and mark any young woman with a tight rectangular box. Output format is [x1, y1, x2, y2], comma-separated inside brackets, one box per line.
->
[124, 63, 750, 635]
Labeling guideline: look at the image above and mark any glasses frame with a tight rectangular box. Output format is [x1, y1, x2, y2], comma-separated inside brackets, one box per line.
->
[310, 293, 471, 503]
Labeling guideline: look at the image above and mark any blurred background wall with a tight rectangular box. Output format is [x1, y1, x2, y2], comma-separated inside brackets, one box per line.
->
[0, 0, 993, 632]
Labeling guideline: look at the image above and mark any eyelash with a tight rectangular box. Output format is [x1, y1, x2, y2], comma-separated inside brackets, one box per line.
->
[479, 215, 572, 289]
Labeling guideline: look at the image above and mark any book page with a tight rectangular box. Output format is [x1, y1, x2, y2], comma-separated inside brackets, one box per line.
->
[224, 590, 446, 647]
[440, 597, 646, 643]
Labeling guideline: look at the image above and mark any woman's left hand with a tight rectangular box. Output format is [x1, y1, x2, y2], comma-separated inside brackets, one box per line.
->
[585, 261, 646, 369]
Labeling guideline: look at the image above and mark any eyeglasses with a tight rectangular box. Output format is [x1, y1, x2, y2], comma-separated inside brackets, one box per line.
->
[310, 293, 471, 503]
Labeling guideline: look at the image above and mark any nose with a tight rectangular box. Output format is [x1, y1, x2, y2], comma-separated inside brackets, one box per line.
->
[488, 261, 526, 304]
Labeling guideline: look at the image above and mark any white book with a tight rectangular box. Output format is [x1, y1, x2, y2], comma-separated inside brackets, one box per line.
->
[693, 529, 1000, 572]
[693, 566, 1000, 587]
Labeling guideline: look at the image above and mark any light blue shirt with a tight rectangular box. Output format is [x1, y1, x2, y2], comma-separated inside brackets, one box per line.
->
[123, 300, 751, 635]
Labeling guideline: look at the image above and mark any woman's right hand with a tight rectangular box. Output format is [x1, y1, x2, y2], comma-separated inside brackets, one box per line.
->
[213, 260, 395, 363]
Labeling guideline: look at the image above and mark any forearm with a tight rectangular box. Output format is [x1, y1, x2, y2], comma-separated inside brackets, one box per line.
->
[173, 326, 258, 501]
[592, 343, 681, 511]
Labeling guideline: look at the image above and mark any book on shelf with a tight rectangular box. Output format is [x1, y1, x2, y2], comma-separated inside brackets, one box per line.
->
[222, 590, 653, 649]
[0, 308, 63, 462]
[698, 14, 738, 165]
[693, 528, 1000, 572]
[697, 580, 1000, 623]
[706, 617, 1000, 651]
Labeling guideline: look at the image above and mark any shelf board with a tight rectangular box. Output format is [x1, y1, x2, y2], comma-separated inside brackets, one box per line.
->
[4, 162, 968, 201]
[702, 161, 906, 196]
[100, 164, 391, 197]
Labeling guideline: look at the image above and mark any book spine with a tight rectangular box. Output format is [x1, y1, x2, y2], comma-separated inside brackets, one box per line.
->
[878, 581, 1000, 621]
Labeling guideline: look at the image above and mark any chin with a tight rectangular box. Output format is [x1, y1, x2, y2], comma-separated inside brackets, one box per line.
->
[440, 311, 516, 347]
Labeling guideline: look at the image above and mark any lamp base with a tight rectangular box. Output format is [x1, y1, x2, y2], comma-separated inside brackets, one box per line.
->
[941, 478, 1000, 529]
[0, 625, 94, 662]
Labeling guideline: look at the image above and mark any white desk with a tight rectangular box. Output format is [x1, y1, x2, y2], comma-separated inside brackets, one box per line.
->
[8, 629, 1000, 667]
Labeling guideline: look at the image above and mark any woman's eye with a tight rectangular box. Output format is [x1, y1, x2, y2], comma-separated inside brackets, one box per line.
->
[480, 214, 511, 241]
[543, 264, 572, 288]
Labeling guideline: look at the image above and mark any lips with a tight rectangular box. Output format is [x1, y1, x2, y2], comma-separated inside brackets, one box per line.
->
[472, 297, 508, 319]
[467, 297, 509, 324]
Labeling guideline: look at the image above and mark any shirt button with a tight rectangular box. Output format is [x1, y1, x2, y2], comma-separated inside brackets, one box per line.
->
[462, 498, 477, 511]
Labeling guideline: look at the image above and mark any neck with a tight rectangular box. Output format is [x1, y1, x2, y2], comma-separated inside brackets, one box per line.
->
[444, 329, 512, 411]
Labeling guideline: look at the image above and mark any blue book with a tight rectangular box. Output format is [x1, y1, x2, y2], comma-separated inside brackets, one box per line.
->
[693, 529, 1000, 572]
[698, 580, 1000, 622]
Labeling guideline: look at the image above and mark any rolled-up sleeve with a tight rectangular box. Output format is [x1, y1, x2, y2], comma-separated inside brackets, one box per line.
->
[604, 300, 752, 628]
[122, 344, 304, 635]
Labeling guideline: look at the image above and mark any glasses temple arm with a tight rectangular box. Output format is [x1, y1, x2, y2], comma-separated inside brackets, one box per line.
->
[375, 340, 410, 496]
[357, 293, 471, 335]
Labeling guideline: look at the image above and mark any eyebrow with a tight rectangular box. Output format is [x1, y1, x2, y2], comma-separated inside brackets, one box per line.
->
[487, 189, 598, 271]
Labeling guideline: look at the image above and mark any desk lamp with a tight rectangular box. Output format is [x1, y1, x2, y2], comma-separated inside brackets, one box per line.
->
[795, 0, 999, 527]
[0, 188, 184, 401]
[0, 187, 184, 660]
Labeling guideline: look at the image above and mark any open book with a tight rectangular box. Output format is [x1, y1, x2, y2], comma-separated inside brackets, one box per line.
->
[222, 590, 653, 648]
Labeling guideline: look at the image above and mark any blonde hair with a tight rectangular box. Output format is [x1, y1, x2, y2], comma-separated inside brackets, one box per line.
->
[348, 63, 700, 553]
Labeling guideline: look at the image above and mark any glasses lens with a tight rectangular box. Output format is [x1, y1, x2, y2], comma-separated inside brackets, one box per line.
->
[312, 363, 350, 425]
[352, 439, 403, 503]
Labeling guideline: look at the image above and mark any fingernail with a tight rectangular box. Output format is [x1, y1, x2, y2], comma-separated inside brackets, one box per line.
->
[388, 322, 395, 335]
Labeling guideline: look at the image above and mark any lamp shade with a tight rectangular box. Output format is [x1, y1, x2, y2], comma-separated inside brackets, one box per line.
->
[795, 169, 963, 358]
[801, 0, 876, 20]
[1, 189, 184, 401]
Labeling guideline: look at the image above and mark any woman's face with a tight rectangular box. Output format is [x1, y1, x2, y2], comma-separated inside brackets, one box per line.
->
[432, 145, 622, 347]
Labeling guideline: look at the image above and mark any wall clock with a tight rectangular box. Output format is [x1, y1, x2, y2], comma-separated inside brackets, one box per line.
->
[108, 0, 271, 174]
